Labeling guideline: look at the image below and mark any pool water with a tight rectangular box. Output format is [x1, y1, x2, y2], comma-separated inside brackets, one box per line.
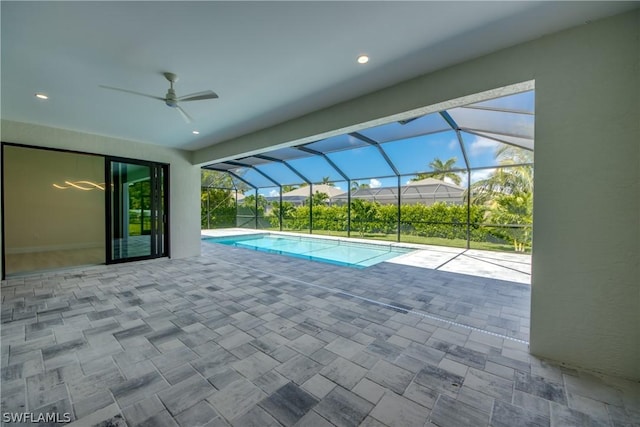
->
[204, 234, 413, 268]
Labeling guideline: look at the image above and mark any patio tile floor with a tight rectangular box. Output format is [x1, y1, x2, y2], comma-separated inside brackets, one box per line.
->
[1, 240, 638, 426]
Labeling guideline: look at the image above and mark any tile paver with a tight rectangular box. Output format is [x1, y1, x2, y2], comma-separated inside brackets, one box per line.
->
[157, 374, 216, 416]
[320, 357, 368, 390]
[430, 394, 490, 427]
[369, 392, 430, 427]
[258, 382, 318, 426]
[491, 400, 550, 427]
[314, 386, 374, 427]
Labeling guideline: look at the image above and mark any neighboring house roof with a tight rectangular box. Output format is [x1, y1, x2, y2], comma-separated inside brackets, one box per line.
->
[332, 178, 464, 204]
[405, 177, 462, 187]
[281, 184, 346, 199]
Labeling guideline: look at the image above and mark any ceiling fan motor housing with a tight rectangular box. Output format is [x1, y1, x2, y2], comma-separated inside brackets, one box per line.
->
[165, 89, 178, 107]
[163, 72, 179, 107]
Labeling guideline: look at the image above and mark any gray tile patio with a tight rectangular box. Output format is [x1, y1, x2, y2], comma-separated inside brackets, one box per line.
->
[1, 238, 638, 426]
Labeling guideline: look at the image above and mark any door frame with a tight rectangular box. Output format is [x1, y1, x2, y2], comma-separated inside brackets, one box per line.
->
[105, 156, 170, 264]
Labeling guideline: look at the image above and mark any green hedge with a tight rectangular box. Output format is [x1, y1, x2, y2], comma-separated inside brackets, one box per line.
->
[267, 200, 492, 241]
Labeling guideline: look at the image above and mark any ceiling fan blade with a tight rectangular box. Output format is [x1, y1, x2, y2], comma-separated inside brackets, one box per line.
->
[176, 105, 193, 123]
[99, 85, 164, 101]
[177, 90, 219, 102]
[398, 116, 420, 125]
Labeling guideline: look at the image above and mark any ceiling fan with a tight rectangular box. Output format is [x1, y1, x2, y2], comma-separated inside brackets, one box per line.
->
[100, 72, 218, 123]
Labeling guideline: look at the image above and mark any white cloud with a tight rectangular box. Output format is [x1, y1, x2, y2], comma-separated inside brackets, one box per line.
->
[468, 136, 500, 156]
[443, 176, 463, 185]
[369, 178, 382, 188]
[470, 168, 496, 184]
[269, 189, 279, 197]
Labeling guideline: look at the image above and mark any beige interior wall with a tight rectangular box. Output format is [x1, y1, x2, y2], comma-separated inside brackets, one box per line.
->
[192, 10, 640, 379]
[4, 146, 105, 252]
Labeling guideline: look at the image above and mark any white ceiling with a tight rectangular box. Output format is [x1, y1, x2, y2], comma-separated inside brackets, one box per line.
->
[2, 1, 637, 152]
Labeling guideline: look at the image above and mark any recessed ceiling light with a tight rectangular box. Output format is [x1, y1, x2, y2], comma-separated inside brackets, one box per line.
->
[192, 130, 200, 135]
[357, 55, 369, 64]
[35, 93, 48, 100]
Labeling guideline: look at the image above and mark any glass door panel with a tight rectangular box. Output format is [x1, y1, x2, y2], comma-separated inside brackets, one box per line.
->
[108, 160, 166, 262]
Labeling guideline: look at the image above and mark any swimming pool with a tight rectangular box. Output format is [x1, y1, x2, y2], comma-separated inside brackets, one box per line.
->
[203, 233, 414, 268]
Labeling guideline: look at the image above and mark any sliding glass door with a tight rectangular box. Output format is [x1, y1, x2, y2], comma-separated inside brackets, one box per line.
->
[107, 159, 167, 262]
[1, 144, 170, 277]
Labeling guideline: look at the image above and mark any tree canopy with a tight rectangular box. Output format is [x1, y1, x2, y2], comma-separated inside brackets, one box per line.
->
[201, 169, 249, 193]
[471, 146, 533, 251]
[412, 157, 462, 185]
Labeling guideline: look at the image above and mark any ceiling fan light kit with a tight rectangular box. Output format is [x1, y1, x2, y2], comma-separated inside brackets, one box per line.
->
[99, 72, 218, 123]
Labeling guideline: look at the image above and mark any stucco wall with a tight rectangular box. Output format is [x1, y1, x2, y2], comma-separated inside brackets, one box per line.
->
[530, 11, 639, 381]
[0, 121, 202, 269]
[193, 10, 640, 379]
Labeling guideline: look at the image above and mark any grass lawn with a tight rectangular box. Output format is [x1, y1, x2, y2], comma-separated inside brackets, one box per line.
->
[128, 219, 152, 236]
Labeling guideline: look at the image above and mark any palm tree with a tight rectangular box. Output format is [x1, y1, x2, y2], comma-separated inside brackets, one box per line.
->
[471, 146, 533, 204]
[412, 157, 462, 185]
[470, 145, 534, 251]
[281, 185, 298, 193]
[351, 181, 371, 192]
[305, 191, 330, 206]
[489, 192, 533, 252]
[321, 176, 335, 186]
